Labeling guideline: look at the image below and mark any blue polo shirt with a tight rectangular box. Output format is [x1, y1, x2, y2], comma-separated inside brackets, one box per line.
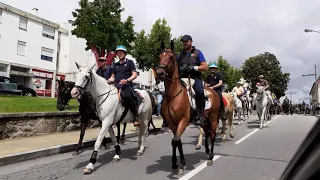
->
[112, 59, 136, 85]
[96, 66, 112, 80]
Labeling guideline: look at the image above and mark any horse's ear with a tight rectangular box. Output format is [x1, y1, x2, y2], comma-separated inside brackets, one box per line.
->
[75, 62, 81, 69]
[170, 40, 174, 51]
[161, 40, 165, 50]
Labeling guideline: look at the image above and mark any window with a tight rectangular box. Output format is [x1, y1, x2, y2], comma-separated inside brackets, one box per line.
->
[19, 16, 27, 30]
[0, 11, 2, 23]
[17, 41, 26, 56]
[41, 47, 54, 62]
[42, 26, 55, 39]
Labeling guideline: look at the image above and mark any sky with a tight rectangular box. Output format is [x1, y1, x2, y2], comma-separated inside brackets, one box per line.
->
[2, 0, 320, 103]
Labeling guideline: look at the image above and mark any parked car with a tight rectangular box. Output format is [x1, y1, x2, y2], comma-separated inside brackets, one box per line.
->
[0, 76, 36, 97]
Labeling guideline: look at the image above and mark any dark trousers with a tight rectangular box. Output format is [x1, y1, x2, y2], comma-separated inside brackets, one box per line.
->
[119, 84, 136, 106]
[193, 78, 205, 112]
[215, 90, 226, 117]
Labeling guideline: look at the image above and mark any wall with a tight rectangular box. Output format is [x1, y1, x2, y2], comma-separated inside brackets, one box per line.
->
[0, 10, 58, 72]
[0, 112, 100, 140]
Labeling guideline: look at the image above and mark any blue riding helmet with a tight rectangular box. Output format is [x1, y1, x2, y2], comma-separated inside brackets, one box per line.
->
[115, 45, 127, 53]
[209, 62, 218, 68]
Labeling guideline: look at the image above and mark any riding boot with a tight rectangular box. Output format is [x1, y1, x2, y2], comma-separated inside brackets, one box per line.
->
[220, 98, 227, 120]
[195, 98, 206, 126]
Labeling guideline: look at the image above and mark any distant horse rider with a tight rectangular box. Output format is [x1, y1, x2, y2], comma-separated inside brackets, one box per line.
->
[177, 35, 208, 126]
[204, 62, 227, 120]
[232, 81, 245, 108]
[258, 75, 274, 104]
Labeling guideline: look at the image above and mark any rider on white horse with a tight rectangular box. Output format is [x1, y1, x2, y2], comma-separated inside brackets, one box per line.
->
[258, 75, 273, 104]
[232, 80, 245, 108]
[107, 45, 140, 117]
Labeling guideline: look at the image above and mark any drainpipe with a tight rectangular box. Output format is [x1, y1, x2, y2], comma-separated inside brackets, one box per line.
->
[51, 31, 61, 98]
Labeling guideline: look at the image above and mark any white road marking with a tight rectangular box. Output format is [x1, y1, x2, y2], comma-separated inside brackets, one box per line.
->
[179, 155, 221, 180]
[235, 115, 281, 145]
[235, 129, 259, 144]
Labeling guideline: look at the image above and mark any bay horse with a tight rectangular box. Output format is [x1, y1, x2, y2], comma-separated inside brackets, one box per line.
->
[56, 80, 127, 155]
[196, 92, 235, 149]
[156, 40, 220, 175]
[71, 62, 153, 174]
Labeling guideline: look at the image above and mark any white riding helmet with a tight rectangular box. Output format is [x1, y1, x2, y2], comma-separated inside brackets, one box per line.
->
[258, 75, 264, 78]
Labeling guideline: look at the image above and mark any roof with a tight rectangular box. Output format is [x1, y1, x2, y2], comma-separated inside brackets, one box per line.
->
[0, 2, 68, 34]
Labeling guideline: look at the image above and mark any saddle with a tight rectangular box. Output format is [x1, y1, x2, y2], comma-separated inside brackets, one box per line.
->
[117, 89, 144, 107]
[181, 78, 212, 110]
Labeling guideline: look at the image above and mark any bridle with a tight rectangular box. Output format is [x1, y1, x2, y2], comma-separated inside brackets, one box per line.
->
[74, 69, 116, 107]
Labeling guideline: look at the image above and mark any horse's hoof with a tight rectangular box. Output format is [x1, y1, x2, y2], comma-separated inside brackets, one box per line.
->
[83, 168, 93, 174]
[172, 168, 179, 175]
[136, 151, 143, 156]
[178, 168, 185, 175]
[113, 158, 120, 162]
[195, 145, 201, 150]
[72, 151, 80, 156]
[222, 138, 226, 142]
[230, 134, 234, 138]
[207, 160, 213, 166]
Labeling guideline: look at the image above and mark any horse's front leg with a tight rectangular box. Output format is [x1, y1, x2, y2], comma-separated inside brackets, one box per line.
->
[73, 117, 87, 156]
[83, 120, 111, 174]
[137, 116, 149, 156]
[220, 119, 227, 142]
[121, 122, 127, 142]
[108, 126, 122, 161]
[228, 111, 234, 138]
[196, 127, 203, 149]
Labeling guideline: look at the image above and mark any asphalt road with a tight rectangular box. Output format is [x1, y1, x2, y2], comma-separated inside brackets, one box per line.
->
[0, 114, 317, 180]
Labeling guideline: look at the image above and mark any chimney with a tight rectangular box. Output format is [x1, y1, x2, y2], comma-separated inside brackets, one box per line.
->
[32, 8, 38, 16]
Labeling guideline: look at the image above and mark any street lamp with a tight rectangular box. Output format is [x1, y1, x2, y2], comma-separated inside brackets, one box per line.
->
[302, 65, 317, 81]
[304, 29, 320, 33]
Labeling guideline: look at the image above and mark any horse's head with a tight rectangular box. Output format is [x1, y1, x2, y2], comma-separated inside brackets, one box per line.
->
[71, 62, 95, 100]
[156, 40, 176, 81]
[256, 85, 265, 100]
[57, 79, 75, 111]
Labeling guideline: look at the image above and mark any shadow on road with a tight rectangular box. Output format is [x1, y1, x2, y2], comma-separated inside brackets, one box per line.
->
[74, 146, 140, 171]
[146, 152, 206, 179]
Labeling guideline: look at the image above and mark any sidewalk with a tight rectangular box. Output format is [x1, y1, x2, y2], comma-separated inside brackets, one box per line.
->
[0, 119, 163, 166]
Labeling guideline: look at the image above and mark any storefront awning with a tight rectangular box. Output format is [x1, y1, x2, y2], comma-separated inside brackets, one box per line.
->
[10, 70, 34, 77]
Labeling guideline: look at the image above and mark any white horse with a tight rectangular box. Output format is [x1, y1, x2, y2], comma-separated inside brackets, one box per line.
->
[71, 62, 152, 174]
[231, 92, 245, 124]
[255, 85, 271, 129]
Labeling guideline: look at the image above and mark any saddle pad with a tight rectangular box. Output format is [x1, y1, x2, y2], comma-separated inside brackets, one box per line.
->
[181, 78, 211, 97]
[187, 92, 212, 110]
[222, 96, 228, 106]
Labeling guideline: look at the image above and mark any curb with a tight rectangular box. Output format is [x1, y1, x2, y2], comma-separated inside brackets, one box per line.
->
[0, 128, 162, 167]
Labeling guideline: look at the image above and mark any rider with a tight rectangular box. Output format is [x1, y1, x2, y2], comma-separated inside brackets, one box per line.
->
[96, 56, 113, 80]
[205, 62, 227, 120]
[108, 45, 139, 117]
[258, 75, 274, 104]
[177, 35, 208, 126]
[284, 96, 289, 104]
[232, 81, 245, 108]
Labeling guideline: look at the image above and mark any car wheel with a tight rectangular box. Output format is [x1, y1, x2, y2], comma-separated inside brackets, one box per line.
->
[24, 92, 33, 97]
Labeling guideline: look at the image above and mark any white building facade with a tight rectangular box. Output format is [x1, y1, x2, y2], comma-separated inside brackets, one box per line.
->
[0, 2, 155, 97]
[0, 2, 67, 97]
[309, 77, 320, 113]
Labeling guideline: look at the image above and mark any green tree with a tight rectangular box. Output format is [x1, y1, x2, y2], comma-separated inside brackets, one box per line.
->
[71, 0, 135, 65]
[132, 18, 182, 71]
[172, 35, 183, 54]
[242, 52, 290, 98]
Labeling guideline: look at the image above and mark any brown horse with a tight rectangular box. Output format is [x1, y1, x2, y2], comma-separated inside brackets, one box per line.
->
[156, 40, 220, 175]
[196, 92, 235, 148]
